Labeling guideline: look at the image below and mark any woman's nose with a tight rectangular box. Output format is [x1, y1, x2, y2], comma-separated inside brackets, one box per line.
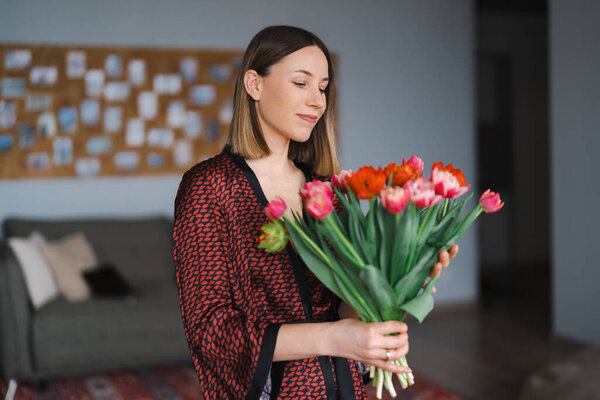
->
[307, 86, 325, 109]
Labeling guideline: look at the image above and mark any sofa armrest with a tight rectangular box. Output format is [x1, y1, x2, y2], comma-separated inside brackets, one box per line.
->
[0, 241, 34, 380]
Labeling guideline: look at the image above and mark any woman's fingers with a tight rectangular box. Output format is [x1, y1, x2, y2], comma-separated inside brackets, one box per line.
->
[375, 320, 408, 335]
[449, 244, 459, 258]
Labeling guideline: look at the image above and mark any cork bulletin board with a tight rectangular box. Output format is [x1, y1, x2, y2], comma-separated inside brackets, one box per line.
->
[0, 43, 244, 180]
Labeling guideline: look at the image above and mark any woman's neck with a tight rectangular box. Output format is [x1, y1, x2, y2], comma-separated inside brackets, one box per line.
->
[246, 136, 297, 178]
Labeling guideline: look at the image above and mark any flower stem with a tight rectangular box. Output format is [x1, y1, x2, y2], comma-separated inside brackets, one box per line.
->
[442, 198, 449, 218]
[324, 214, 365, 266]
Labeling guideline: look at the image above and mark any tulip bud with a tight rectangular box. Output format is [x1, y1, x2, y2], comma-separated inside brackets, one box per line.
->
[332, 170, 353, 192]
[380, 186, 410, 214]
[479, 189, 504, 213]
[402, 155, 425, 176]
[264, 197, 287, 220]
[258, 220, 288, 253]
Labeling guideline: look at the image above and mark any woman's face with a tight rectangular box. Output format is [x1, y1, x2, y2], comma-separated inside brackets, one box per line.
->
[246, 45, 329, 145]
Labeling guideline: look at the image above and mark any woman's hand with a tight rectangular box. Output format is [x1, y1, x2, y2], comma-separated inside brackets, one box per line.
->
[325, 318, 412, 374]
[423, 244, 459, 293]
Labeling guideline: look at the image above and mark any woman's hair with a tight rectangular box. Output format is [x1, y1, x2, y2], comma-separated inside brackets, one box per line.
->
[224, 25, 340, 176]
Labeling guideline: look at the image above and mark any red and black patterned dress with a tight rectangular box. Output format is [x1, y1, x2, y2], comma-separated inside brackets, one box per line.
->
[173, 146, 369, 399]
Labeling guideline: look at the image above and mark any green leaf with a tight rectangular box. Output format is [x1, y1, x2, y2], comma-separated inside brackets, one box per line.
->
[399, 275, 438, 323]
[393, 246, 437, 305]
[389, 203, 418, 285]
[359, 264, 396, 320]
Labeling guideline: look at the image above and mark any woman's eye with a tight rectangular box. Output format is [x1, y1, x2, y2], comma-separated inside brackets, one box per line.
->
[294, 82, 306, 87]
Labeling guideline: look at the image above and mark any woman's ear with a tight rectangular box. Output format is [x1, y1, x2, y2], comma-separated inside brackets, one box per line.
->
[244, 69, 262, 101]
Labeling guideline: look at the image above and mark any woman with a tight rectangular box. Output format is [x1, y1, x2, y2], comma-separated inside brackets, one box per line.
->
[173, 25, 458, 400]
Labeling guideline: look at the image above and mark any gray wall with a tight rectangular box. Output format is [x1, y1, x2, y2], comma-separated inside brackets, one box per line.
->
[0, 0, 476, 304]
[550, 0, 600, 345]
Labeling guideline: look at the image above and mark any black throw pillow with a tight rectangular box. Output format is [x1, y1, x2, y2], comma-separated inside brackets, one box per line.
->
[83, 263, 134, 297]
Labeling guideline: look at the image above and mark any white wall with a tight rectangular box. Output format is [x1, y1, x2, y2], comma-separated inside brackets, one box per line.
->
[550, 0, 600, 345]
[0, 0, 476, 304]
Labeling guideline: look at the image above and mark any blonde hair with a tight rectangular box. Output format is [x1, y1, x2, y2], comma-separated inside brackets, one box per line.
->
[224, 25, 340, 176]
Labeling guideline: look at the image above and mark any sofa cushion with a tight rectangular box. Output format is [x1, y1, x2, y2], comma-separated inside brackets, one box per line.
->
[32, 283, 189, 373]
[3, 216, 175, 285]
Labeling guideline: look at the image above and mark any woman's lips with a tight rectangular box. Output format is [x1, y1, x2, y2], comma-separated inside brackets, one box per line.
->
[298, 114, 318, 124]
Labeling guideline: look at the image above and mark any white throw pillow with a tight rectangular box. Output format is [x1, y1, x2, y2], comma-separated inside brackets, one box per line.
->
[7, 232, 59, 310]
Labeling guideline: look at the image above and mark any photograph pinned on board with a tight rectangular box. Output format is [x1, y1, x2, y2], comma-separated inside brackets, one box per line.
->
[5, 49, 31, 70]
[0, 134, 13, 152]
[30, 66, 58, 87]
[25, 93, 52, 112]
[219, 100, 233, 124]
[138, 91, 157, 120]
[0, 101, 17, 128]
[180, 57, 198, 82]
[105, 54, 123, 78]
[66, 51, 86, 78]
[81, 99, 100, 126]
[26, 152, 50, 172]
[104, 106, 122, 133]
[126, 118, 145, 147]
[58, 107, 78, 133]
[38, 112, 57, 138]
[190, 85, 215, 106]
[232, 55, 243, 70]
[147, 152, 165, 168]
[1, 78, 26, 98]
[185, 111, 202, 139]
[18, 124, 35, 149]
[85, 70, 105, 97]
[53, 137, 73, 165]
[154, 74, 181, 95]
[206, 118, 219, 142]
[86, 135, 112, 155]
[174, 139, 192, 167]
[147, 128, 174, 148]
[128, 59, 146, 86]
[209, 64, 232, 82]
[114, 151, 139, 172]
[104, 82, 130, 101]
[75, 157, 100, 177]
[167, 101, 187, 128]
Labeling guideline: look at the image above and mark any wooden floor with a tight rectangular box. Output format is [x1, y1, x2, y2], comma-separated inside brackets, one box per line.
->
[405, 301, 588, 400]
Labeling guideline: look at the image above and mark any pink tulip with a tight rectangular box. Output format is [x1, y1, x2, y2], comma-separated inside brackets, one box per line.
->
[402, 155, 425, 175]
[479, 189, 504, 213]
[300, 180, 334, 219]
[380, 186, 410, 214]
[405, 177, 443, 208]
[264, 197, 287, 219]
[430, 167, 470, 199]
[331, 170, 353, 192]
[300, 180, 333, 201]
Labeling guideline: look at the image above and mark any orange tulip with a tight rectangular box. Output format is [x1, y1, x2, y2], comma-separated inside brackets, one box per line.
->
[384, 162, 419, 187]
[346, 166, 386, 199]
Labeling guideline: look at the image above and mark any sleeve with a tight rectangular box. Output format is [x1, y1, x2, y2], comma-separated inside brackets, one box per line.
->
[172, 168, 281, 400]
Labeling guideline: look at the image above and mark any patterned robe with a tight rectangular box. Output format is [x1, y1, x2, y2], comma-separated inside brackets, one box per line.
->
[173, 146, 369, 399]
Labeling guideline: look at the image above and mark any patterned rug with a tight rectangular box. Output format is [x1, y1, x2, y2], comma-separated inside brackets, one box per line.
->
[1, 364, 462, 400]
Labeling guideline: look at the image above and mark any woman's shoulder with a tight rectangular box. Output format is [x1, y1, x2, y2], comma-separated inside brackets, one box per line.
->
[178, 151, 239, 195]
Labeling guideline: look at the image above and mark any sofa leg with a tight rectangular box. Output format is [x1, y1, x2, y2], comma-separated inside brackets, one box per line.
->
[4, 379, 18, 400]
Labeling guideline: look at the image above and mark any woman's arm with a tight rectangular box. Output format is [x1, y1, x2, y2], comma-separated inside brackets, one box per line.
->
[272, 319, 412, 374]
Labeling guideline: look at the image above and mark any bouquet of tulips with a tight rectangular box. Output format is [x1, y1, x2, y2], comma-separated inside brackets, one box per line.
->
[258, 156, 504, 399]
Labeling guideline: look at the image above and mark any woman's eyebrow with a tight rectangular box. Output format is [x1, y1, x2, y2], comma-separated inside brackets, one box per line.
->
[293, 69, 329, 82]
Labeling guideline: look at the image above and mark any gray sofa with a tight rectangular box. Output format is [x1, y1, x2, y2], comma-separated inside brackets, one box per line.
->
[0, 216, 191, 384]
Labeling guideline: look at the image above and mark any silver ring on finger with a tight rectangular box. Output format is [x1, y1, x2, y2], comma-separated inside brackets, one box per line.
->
[385, 349, 393, 362]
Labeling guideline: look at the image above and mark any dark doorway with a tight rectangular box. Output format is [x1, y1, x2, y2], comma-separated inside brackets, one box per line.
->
[475, 0, 551, 333]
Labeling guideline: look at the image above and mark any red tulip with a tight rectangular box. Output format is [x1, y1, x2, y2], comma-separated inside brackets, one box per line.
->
[264, 197, 287, 220]
[346, 166, 386, 199]
[384, 163, 419, 187]
[380, 186, 410, 214]
[405, 177, 443, 208]
[479, 189, 504, 213]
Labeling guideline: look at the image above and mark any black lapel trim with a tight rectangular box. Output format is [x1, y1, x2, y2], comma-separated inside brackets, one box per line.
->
[269, 361, 286, 399]
[334, 357, 358, 399]
[245, 323, 282, 400]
